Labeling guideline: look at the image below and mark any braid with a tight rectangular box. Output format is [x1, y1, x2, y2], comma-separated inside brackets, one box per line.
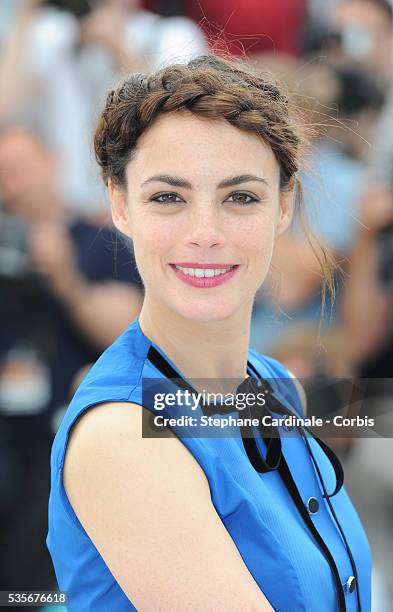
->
[94, 54, 304, 188]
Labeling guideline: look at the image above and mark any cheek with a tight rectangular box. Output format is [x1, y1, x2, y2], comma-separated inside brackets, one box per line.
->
[130, 215, 177, 278]
[235, 213, 276, 257]
[237, 214, 277, 287]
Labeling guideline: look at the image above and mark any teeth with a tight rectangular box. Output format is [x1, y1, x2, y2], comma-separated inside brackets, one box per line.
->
[175, 265, 233, 277]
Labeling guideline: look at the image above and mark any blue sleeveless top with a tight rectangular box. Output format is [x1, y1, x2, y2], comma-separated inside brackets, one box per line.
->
[46, 317, 372, 612]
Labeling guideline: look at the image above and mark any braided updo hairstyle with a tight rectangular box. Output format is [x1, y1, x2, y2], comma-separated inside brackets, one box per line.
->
[94, 53, 336, 325]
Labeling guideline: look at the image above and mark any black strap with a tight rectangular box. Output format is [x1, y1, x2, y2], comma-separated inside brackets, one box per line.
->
[147, 346, 197, 394]
[277, 454, 346, 611]
[147, 347, 285, 472]
[147, 345, 344, 491]
[237, 375, 283, 473]
[302, 433, 361, 612]
[148, 345, 344, 489]
[146, 345, 349, 611]
[241, 367, 345, 498]
[304, 430, 345, 498]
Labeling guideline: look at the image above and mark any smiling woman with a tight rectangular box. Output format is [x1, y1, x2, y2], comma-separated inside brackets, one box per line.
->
[46, 54, 372, 611]
[107, 111, 293, 325]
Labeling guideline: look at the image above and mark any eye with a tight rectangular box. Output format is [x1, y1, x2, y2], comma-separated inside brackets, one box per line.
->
[150, 192, 184, 204]
[225, 191, 260, 205]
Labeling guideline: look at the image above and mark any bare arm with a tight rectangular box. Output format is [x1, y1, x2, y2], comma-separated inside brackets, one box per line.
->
[63, 402, 274, 611]
[28, 222, 143, 348]
[59, 277, 143, 348]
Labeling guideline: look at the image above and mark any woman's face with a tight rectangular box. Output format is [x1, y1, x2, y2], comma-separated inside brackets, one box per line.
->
[109, 111, 294, 322]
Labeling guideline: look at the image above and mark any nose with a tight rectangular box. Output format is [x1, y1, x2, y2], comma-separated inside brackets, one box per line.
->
[186, 205, 224, 249]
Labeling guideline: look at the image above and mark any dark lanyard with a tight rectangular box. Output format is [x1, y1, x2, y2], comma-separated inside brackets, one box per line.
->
[245, 361, 361, 612]
[146, 345, 361, 612]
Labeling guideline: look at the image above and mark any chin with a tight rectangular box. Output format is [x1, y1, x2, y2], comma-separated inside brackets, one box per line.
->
[173, 299, 240, 323]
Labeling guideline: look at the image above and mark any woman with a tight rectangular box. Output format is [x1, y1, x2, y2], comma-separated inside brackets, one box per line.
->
[46, 54, 372, 611]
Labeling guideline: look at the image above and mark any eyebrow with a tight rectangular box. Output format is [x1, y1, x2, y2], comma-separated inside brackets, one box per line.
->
[140, 174, 269, 189]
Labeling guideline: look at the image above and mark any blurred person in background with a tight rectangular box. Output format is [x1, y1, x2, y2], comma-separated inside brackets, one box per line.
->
[249, 57, 385, 353]
[341, 174, 393, 378]
[0, 0, 207, 214]
[296, 0, 393, 383]
[327, 0, 393, 384]
[0, 125, 143, 594]
[304, 0, 393, 214]
[327, 0, 393, 85]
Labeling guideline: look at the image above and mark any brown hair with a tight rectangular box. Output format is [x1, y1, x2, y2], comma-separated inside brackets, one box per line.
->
[94, 53, 337, 332]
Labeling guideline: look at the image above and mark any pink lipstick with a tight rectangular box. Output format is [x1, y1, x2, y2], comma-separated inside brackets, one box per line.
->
[169, 263, 239, 288]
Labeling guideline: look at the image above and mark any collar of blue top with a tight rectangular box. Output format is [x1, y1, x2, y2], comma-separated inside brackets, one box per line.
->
[147, 345, 343, 492]
[147, 345, 360, 612]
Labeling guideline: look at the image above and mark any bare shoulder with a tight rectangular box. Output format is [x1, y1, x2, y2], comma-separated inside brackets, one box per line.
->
[63, 401, 206, 507]
[63, 401, 204, 500]
[63, 401, 273, 611]
[64, 401, 175, 476]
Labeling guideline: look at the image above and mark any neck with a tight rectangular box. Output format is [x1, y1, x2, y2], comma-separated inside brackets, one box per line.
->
[139, 297, 253, 383]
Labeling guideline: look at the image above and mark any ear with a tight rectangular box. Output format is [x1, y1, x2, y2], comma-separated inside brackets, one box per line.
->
[108, 179, 132, 239]
[276, 177, 295, 236]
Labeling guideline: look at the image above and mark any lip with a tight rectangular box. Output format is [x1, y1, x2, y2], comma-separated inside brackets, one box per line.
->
[171, 262, 237, 269]
[169, 263, 240, 288]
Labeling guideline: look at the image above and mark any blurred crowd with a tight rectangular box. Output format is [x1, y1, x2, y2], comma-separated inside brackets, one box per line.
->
[0, 1, 392, 609]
